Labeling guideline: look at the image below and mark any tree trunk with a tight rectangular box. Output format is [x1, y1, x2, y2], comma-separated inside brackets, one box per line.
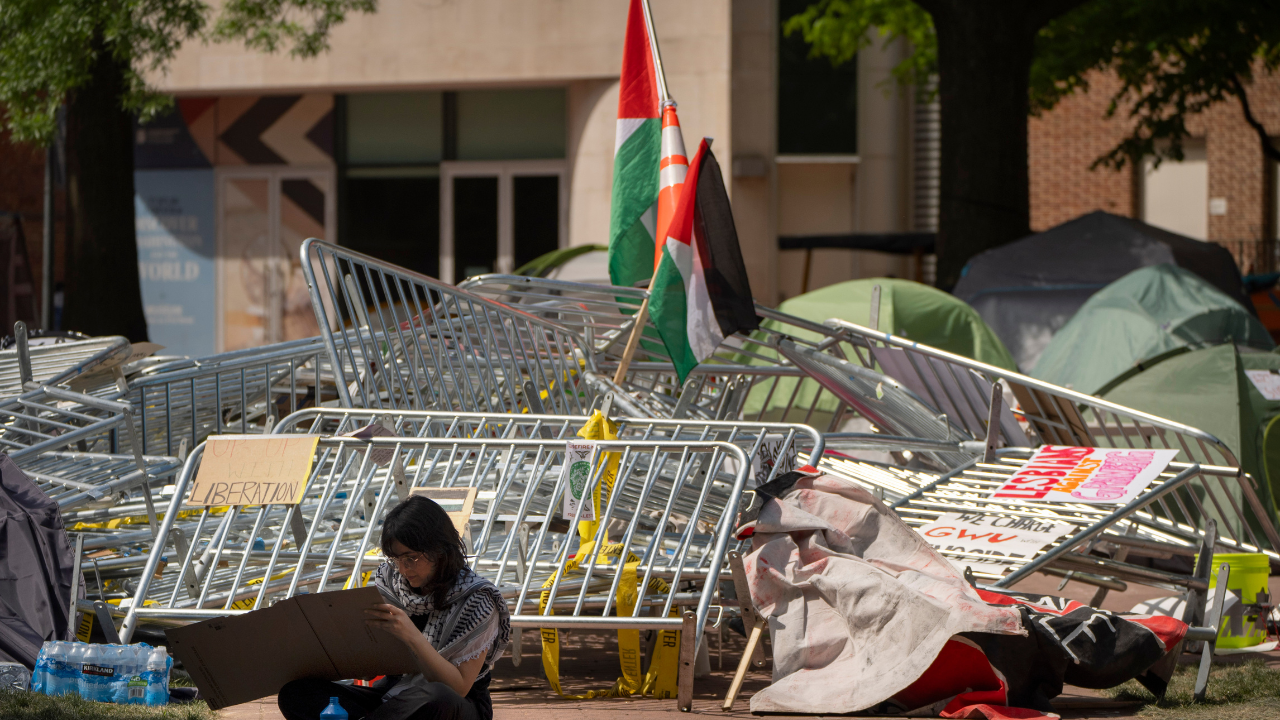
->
[64, 35, 148, 341]
[928, 4, 1038, 291]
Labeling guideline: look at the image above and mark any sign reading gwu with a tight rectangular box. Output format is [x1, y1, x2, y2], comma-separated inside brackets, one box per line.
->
[988, 445, 1179, 505]
[189, 435, 320, 506]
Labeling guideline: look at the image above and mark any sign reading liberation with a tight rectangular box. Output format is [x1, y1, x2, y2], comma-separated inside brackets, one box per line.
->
[988, 445, 1179, 505]
[189, 435, 320, 506]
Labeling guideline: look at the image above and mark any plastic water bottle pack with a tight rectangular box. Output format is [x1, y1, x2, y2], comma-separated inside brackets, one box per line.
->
[30, 641, 171, 706]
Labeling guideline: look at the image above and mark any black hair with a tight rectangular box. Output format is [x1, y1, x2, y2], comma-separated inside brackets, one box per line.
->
[380, 496, 467, 607]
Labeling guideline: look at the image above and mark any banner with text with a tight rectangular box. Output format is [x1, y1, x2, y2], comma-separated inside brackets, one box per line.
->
[190, 435, 320, 506]
[916, 512, 1078, 576]
[989, 445, 1179, 504]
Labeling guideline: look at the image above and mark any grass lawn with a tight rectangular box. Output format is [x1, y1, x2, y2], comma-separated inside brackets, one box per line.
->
[1105, 659, 1280, 719]
[0, 689, 214, 720]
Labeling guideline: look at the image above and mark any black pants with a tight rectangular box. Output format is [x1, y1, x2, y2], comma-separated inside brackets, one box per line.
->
[277, 675, 492, 720]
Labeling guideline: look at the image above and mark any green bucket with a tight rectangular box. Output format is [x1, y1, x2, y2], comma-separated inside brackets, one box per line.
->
[1205, 553, 1271, 648]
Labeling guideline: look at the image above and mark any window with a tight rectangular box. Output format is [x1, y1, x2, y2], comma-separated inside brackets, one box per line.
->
[777, 0, 858, 155]
[458, 89, 566, 160]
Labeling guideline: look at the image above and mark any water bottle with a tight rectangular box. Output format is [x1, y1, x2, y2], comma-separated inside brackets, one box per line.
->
[320, 697, 349, 720]
[144, 646, 170, 706]
[0, 662, 30, 692]
[44, 642, 65, 696]
[63, 643, 88, 697]
[123, 645, 149, 705]
[29, 644, 48, 693]
[79, 643, 103, 700]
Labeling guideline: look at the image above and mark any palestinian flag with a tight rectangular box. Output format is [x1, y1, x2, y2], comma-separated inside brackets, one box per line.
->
[607, 0, 662, 290]
[649, 139, 759, 382]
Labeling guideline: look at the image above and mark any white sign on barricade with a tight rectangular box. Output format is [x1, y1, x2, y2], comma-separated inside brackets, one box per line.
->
[916, 512, 1078, 576]
[561, 440, 597, 521]
[987, 445, 1178, 504]
[752, 434, 800, 486]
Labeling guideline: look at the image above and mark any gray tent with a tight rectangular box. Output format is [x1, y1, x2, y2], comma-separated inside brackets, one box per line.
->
[0, 454, 78, 667]
[952, 211, 1250, 372]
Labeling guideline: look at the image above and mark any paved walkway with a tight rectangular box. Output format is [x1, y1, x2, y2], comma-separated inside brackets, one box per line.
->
[217, 572, 1280, 720]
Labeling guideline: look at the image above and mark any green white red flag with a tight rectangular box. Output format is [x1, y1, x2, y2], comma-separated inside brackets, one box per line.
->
[607, 0, 687, 290]
[648, 139, 759, 382]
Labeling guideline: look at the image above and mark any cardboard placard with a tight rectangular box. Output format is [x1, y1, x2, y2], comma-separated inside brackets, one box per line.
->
[408, 486, 478, 538]
[916, 511, 1077, 576]
[988, 445, 1179, 504]
[752, 433, 800, 485]
[166, 586, 419, 710]
[189, 435, 320, 506]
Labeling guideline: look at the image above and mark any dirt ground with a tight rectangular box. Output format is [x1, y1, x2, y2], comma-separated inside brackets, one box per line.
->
[217, 573, 1280, 720]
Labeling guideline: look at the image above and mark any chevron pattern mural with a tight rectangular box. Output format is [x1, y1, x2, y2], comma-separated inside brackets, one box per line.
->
[137, 94, 335, 168]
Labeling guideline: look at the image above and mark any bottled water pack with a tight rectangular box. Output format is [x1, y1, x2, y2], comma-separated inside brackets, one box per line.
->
[30, 641, 171, 705]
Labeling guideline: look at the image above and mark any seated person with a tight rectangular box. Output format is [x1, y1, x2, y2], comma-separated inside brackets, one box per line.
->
[278, 496, 510, 720]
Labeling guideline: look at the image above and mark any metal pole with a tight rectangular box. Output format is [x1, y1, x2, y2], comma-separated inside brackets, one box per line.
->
[42, 143, 54, 331]
[639, 0, 672, 104]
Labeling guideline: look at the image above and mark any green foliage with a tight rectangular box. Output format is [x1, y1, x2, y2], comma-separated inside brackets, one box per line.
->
[0, 0, 377, 145]
[785, 0, 1280, 170]
[783, 0, 935, 91]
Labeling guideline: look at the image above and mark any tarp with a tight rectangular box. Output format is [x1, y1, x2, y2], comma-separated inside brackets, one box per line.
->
[953, 211, 1251, 372]
[742, 278, 1015, 423]
[1101, 344, 1280, 516]
[738, 468, 1186, 716]
[1032, 265, 1273, 395]
[0, 453, 78, 668]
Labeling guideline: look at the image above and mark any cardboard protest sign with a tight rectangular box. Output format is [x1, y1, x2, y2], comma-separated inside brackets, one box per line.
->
[561, 440, 597, 521]
[988, 445, 1178, 504]
[189, 435, 320, 506]
[752, 433, 800, 486]
[167, 586, 418, 709]
[916, 512, 1077, 576]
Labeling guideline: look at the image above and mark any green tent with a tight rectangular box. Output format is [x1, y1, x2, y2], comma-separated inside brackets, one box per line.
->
[1032, 264, 1273, 396]
[741, 278, 1015, 424]
[1101, 343, 1280, 518]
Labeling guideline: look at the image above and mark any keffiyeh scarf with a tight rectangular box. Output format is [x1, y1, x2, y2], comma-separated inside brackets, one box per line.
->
[374, 562, 511, 675]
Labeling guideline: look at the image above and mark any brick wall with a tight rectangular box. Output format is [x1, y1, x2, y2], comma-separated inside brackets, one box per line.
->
[0, 125, 65, 308]
[1029, 68, 1280, 242]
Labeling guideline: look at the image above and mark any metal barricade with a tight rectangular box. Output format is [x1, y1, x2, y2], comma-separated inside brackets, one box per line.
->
[302, 241, 596, 415]
[0, 326, 132, 395]
[123, 336, 339, 456]
[459, 274, 857, 427]
[120, 434, 749, 706]
[817, 318, 1280, 557]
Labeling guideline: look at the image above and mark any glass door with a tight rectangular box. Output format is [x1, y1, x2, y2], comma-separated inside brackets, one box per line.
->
[217, 168, 335, 351]
[440, 161, 566, 284]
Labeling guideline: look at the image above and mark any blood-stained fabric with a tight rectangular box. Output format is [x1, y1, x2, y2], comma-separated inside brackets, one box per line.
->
[738, 469, 1185, 717]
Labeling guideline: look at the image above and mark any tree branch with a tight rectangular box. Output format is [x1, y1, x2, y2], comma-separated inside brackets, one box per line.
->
[1228, 73, 1280, 163]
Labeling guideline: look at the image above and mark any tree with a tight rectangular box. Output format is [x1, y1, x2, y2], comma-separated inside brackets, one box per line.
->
[788, 1, 1280, 289]
[0, 0, 375, 341]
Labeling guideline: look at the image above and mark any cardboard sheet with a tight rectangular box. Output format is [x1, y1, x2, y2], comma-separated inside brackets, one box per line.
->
[166, 586, 419, 709]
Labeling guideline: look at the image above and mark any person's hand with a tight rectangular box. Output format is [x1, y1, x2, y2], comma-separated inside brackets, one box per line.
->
[364, 603, 419, 645]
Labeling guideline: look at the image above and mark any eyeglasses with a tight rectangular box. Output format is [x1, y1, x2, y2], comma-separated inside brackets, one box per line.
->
[388, 551, 433, 570]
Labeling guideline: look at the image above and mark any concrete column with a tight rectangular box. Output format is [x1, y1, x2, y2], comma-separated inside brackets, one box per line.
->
[730, 0, 779, 305]
[853, 34, 911, 278]
[567, 79, 618, 247]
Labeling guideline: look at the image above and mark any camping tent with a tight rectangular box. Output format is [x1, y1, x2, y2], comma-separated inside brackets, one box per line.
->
[952, 211, 1250, 372]
[1032, 265, 1274, 395]
[742, 278, 1015, 423]
[1101, 344, 1280, 516]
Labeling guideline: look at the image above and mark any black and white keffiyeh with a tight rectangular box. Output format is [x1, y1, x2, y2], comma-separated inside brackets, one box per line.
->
[374, 562, 511, 676]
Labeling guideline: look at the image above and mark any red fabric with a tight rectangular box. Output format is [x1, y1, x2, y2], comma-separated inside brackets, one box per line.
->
[940, 703, 1055, 720]
[976, 587, 1086, 615]
[616, 0, 660, 119]
[891, 638, 1005, 710]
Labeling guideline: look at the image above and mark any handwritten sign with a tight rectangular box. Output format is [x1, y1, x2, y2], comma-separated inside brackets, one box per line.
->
[751, 434, 800, 486]
[189, 435, 320, 506]
[916, 511, 1077, 576]
[988, 445, 1178, 505]
[1246, 370, 1280, 401]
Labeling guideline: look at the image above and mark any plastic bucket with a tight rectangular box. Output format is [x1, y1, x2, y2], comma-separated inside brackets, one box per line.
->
[1205, 553, 1271, 648]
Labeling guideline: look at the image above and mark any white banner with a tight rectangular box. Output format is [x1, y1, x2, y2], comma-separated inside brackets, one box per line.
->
[916, 512, 1078, 576]
[561, 440, 597, 521]
[987, 445, 1179, 505]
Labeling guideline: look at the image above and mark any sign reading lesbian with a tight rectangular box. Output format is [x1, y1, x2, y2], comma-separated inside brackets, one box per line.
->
[988, 445, 1179, 505]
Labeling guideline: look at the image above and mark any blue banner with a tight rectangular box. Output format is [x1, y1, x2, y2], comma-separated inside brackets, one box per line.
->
[135, 170, 217, 357]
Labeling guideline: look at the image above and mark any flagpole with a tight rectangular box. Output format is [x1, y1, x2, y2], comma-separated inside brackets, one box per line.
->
[612, 0, 674, 387]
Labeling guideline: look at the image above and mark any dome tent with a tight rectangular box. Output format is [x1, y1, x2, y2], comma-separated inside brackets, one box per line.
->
[953, 211, 1251, 372]
[1032, 264, 1273, 396]
[741, 278, 1015, 423]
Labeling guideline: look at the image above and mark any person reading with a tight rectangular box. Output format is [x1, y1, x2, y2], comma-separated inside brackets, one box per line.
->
[277, 496, 510, 720]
